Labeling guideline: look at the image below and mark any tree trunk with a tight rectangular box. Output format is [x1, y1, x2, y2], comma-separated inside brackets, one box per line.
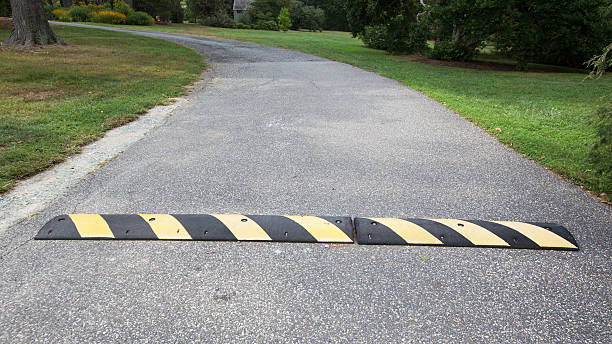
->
[5, 0, 64, 47]
[60, 0, 73, 8]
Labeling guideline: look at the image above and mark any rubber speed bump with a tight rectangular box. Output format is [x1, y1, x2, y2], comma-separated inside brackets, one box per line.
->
[354, 218, 578, 250]
[35, 214, 354, 243]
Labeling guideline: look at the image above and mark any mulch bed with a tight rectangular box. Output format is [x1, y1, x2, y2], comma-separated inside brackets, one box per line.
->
[0, 17, 13, 30]
[400, 54, 570, 73]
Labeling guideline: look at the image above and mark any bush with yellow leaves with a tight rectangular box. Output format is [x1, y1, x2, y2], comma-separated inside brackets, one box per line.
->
[90, 11, 127, 25]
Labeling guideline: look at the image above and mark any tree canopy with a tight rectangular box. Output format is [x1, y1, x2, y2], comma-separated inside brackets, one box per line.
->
[346, 0, 427, 53]
[346, 0, 612, 68]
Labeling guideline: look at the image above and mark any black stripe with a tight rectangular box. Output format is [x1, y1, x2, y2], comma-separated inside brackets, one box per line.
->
[172, 214, 238, 241]
[247, 215, 317, 242]
[408, 218, 474, 247]
[528, 222, 579, 250]
[35, 215, 81, 240]
[354, 218, 407, 245]
[101, 214, 156, 240]
[466, 220, 538, 249]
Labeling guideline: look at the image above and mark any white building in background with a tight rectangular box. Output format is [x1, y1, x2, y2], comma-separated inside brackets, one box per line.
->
[233, 0, 254, 22]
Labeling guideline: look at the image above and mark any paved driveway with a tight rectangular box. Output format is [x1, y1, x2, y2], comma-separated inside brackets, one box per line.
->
[1, 25, 610, 343]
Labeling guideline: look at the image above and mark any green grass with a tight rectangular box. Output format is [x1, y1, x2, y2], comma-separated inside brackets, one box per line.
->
[87, 23, 612, 196]
[0, 25, 205, 194]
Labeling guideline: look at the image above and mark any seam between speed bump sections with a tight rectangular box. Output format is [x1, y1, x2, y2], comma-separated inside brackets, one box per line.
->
[35, 214, 579, 250]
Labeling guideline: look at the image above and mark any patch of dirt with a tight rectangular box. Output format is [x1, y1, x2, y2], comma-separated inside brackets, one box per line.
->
[400, 54, 570, 73]
[2, 86, 69, 102]
[0, 17, 13, 30]
[22, 90, 67, 102]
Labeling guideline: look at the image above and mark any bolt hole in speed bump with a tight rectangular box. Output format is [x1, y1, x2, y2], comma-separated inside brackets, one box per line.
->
[34, 214, 579, 250]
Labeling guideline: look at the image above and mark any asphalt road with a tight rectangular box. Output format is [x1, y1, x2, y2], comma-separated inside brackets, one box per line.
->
[1, 25, 610, 343]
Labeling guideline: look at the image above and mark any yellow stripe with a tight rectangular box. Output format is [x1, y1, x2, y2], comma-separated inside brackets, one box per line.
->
[284, 216, 352, 243]
[493, 221, 577, 249]
[369, 217, 443, 245]
[138, 214, 192, 240]
[69, 214, 114, 238]
[210, 214, 271, 241]
[431, 219, 510, 246]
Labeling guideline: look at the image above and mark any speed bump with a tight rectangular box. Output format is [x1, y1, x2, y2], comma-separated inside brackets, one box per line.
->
[35, 214, 354, 243]
[354, 218, 578, 250]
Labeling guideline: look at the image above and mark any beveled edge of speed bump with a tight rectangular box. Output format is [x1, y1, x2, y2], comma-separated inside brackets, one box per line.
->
[34, 214, 355, 243]
[354, 218, 579, 250]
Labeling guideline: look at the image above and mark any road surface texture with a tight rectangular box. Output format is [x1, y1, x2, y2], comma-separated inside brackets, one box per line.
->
[1, 24, 610, 343]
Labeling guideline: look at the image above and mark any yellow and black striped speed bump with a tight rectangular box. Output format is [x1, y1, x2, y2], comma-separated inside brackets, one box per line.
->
[35, 214, 580, 250]
[354, 218, 578, 250]
[35, 214, 354, 243]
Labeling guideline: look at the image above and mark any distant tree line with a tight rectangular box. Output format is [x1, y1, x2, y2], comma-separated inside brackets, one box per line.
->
[3, 0, 610, 71]
[185, 0, 348, 31]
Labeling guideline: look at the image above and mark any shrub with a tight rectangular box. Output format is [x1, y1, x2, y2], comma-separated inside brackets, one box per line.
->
[59, 14, 73, 22]
[278, 7, 291, 32]
[299, 5, 324, 31]
[52, 9, 68, 18]
[112, 1, 135, 17]
[493, 0, 612, 68]
[254, 20, 278, 31]
[52, 9, 72, 23]
[429, 40, 477, 62]
[91, 11, 127, 25]
[360, 24, 388, 50]
[85, 4, 107, 14]
[288, 1, 325, 31]
[249, 0, 287, 22]
[235, 23, 253, 29]
[68, 6, 93, 22]
[587, 43, 612, 194]
[360, 19, 428, 54]
[347, 0, 427, 53]
[590, 102, 612, 194]
[135, 0, 180, 22]
[198, 11, 236, 28]
[426, 0, 504, 62]
[385, 15, 429, 53]
[127, 11, 154, 26]
[44, 5, 60, 20]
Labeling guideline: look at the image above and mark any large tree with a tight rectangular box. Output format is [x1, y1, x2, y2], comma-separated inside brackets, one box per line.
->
[5, 0, 63, 47]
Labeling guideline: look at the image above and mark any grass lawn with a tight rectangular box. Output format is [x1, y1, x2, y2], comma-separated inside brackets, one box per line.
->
[85, 23, 612, 197]
[0, 25, 205, 194]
